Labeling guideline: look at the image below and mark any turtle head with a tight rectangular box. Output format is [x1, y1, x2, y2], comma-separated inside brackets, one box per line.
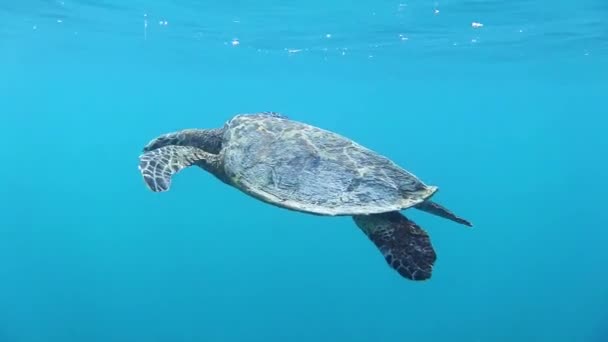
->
[142, 127, 225, 154]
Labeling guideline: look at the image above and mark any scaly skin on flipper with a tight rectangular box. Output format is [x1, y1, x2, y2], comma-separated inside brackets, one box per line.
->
[353, 211, 436, 281]
[138, 145, 220, 192]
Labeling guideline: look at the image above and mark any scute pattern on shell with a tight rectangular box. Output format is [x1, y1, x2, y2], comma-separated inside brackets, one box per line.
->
[220, 113, 437, 216]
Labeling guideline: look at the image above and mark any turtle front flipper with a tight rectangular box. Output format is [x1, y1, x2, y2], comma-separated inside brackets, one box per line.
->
[138, 145, 219, 192]
[415, 201, 473, 227]
[353, 212, 436, 281]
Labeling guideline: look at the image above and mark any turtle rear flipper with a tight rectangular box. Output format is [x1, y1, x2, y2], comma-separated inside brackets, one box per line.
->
[353, 212, 436, 281]
[415, 201, 473, 227]
[138, 145, 219, 192]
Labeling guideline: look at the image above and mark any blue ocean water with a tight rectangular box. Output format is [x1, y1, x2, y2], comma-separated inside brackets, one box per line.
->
[1, 0, 607, 341]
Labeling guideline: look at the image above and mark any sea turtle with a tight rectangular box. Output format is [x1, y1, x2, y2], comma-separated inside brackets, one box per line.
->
[138, 112, 472, 281]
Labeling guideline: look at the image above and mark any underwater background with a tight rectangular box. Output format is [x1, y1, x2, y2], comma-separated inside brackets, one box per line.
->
[1, 0, 607, 341]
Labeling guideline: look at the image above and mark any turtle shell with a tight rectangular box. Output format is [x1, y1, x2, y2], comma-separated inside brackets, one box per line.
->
[219, 113, 437, 216]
